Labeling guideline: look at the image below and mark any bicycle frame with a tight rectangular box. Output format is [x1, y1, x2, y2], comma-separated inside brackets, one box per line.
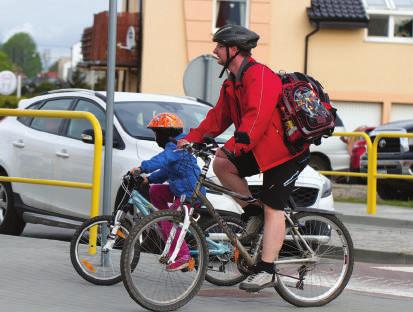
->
[187, 150, 318, 268]
[103, 176, 233, 260]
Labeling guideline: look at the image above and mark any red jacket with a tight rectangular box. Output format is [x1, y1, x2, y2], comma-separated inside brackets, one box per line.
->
[185, 58, 306, 172]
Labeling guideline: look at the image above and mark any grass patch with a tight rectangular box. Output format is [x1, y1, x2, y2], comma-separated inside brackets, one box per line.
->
[335, 196, 413, 208]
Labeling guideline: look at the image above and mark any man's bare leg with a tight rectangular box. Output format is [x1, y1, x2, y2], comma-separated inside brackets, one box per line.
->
[261, 206, 285, 262]
[212, 149, 251, 207]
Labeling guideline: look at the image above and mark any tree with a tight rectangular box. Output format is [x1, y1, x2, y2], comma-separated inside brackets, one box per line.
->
[48, 60, 58, 72]
[0, 50, 15, 71]
[2, 33, 42, 78]
[69, 67, 90, 89]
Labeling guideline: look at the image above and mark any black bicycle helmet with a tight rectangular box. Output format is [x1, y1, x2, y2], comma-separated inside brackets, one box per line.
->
[213, 25, 259, 51]
[213, 25, 259, 77]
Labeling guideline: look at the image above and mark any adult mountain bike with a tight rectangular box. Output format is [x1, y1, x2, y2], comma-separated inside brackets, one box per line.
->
[70, 171, 246, 286]
[120, 138, 354, 311]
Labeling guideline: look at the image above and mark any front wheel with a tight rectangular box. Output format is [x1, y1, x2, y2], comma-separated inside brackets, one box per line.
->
[202, 215, 248, 286]
[70, 215, 130, 285]
[275, 212, 354, 307]
[121, 210, 208, 312]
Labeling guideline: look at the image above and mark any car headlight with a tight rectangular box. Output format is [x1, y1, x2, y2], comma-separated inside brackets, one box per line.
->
[321, 178, 332, 198]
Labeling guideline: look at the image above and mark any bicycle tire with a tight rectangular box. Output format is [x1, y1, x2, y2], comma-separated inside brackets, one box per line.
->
[121, 210, 208, 312]
[202, 215, 248, 286]
[274, 212, 354, 307]
[70, 215, 130, 286]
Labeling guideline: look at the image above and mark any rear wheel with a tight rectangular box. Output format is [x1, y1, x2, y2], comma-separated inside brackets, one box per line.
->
[0, 175, 25, 235]
[275, 212, 354, 307]
[202, 215, 247, 286]
[377, 181, 409, 200]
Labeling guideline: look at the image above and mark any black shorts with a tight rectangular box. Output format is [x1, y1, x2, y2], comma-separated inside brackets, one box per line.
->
[230, 151, 310, 210]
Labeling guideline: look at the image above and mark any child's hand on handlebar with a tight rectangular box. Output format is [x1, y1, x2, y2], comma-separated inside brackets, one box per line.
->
[177, 138, 190, 149]
[129, 167, 149, 184]
[130, 166, 142, 174]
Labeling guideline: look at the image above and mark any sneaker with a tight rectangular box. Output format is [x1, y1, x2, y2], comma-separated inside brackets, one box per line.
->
[239, 271, 275, 292]
[166, 255, 190, 272]
[239, 214, 264, 244]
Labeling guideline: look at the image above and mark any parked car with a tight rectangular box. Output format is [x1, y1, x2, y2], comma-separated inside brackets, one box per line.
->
[309, 114, 350, 172]
[360, 120, 413, 200]
[0, 89, 334, 235]
[347, 126, 375, 183]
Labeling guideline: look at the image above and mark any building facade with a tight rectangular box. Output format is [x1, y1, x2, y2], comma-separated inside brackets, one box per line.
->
[132, 0, 413, 130]
[81, 11, 140, 92]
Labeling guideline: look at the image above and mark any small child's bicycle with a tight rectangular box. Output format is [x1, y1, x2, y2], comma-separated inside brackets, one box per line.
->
[70, 171, 246, 286]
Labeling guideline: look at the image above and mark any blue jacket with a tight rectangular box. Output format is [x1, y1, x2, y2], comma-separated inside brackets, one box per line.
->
[140, 133, 206, 200]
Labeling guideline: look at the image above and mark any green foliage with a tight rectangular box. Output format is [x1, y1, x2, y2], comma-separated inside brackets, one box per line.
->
[49, 60, 58, 72]
[94, 75, 107, 91]
[0, 50, 15, 71]
[2, 33, 42, 78]
[33, 81, 58, 94]
[0, 95, 22, 109]
[69, 67, 91, 89]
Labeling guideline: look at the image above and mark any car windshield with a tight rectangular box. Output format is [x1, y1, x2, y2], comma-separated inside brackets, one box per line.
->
[115, 101, 234, 143]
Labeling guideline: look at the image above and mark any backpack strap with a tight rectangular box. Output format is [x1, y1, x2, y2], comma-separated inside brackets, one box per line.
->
[239, 61, 258, 81]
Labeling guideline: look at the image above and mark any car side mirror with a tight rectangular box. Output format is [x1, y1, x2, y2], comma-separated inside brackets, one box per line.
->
[81, 129, 95, 144]
[81, 129, 121, 148]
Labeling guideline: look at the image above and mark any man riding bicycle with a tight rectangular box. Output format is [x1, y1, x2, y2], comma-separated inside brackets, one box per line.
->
[178, 24, 310, 292]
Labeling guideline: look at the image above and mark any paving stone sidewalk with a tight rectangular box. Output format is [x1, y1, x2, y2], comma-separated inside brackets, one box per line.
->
[335, 202, 413, 264]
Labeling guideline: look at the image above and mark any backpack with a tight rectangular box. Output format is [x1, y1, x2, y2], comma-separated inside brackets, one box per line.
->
[240, 62, 337, 155]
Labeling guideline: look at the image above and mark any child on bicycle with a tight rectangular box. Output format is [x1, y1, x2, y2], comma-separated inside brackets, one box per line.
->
[131, 112, 205, 271]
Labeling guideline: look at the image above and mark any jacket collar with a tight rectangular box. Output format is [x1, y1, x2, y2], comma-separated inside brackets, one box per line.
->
[228, 56, 256, 85]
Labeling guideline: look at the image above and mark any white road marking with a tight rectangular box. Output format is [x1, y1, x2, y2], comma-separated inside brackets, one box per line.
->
[373, 267, 413, 273]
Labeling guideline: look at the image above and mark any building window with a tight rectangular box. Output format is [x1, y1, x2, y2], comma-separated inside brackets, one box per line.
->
[212, 0, 249, 31]
[364, 0, 413, 42]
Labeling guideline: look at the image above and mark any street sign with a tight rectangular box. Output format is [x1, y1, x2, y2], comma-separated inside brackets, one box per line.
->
[183, 54, 226, 105]
[0, 71, 17, 95]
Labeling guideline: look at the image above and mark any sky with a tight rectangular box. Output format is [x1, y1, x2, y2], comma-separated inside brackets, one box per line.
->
[0, 0, 120, 67]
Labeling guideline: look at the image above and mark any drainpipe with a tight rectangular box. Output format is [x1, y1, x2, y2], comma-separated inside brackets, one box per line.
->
[304, 22, 320, 74]
[136, 0, 143, 92]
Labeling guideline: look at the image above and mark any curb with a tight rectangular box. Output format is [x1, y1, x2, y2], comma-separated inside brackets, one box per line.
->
[354, 248, 413, 265]
[340, 215, 413, 229]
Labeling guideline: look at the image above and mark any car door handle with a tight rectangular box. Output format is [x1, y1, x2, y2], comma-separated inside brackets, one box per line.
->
[12, 140, 25, 148]
[56, 150, 69, 159]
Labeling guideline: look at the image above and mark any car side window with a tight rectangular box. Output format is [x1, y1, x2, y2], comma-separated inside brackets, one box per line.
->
[31, 99, 73, 134]
[66, 99, 106, 140]
[17, 102, 42, 126]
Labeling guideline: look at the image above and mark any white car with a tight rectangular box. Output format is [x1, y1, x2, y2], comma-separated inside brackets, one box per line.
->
[309, 114, 350, 171]
[0, 89, 333, 235]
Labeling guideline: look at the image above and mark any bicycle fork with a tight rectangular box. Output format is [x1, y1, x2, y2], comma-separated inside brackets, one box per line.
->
[102, 210, 125, 253]
[159, 203, 195, 265]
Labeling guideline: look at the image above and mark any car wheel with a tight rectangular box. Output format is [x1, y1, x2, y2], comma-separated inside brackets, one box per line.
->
[309, 154, 330, 171]
[0, 175, 26, 235]
[377, 181, 409, 201]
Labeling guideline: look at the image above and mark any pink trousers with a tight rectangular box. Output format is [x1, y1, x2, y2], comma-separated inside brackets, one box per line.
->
[149, 184, 190, 259]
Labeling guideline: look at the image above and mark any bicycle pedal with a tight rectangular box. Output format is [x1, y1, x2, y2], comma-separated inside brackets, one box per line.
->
[159, 256, 169, 264]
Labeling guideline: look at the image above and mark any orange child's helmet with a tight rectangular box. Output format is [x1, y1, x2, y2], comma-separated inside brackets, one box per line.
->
[147, 112, 184, 129]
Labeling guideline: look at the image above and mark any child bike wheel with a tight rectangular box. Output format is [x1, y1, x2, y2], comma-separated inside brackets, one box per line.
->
[275, 212, 354, 307]
[202, 215, 248, 286]
[70, 215, 130, 285]
[121, 210, 208, 312]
